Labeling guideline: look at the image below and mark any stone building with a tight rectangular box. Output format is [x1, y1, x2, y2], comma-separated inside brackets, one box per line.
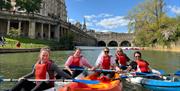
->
[40, 0, 67, 21]
[0, 0, 97, 46]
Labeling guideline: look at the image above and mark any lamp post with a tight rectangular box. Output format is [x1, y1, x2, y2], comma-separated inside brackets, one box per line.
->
[11, 0, 16, 12]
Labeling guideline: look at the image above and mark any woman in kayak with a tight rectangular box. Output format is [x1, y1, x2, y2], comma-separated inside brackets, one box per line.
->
[93, 47, 120, 78]
[64, 48, 93, 78]
[10, 48, 72, 91]
[115, 48, 130, 70]
[127, 51, 151, 73]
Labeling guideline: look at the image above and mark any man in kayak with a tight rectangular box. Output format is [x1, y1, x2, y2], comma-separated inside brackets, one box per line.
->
[115, 48, 130, 70]
[10, 48, 72, 91]
[92, 47, 120, 78]
[64, 48, 94, 78]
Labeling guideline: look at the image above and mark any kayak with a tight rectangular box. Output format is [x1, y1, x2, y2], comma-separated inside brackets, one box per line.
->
[58, 73, 122, 91]
[125, 74, 180, 91]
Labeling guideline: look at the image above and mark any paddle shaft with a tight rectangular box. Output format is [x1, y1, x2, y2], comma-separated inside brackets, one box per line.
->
[70, 68, 116, 73]
[1, 79, 100, 84]
[2, 79, 71, 82]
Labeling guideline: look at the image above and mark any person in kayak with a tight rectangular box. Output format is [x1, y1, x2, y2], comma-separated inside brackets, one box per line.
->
[115, 48, 130, 70]
[64, 48, 93, 78]
[127, 51, 151, 73]
[10, 48, 72, 91]
[93, 47, 120, 78]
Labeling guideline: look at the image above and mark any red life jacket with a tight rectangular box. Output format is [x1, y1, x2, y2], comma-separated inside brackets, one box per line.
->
[35, 63, 47, 79]
[136, 60, 150, 72]
[35, 60, 54, 86]
[117, 54, 127, 66]
[101, 55, 111, 69]
[70, 56, 81, 67]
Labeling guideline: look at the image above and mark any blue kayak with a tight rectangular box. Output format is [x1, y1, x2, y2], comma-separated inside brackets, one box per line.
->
[141, 77, 180, 91]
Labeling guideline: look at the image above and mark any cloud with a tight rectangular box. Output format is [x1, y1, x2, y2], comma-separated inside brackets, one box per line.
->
[91, 28, 111, 32]
[84, 15, 96, 21]
[71, 13, 130, 32]
[168, 5, 180, 15]
[98, 13, 113, 18]
[96, 16, 130, 29]
[69, 18, 77, 24]
[84, 13, 113, 21]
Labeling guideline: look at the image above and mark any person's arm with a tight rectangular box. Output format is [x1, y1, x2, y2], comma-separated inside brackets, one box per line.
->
[115, 54, 120, 66]
[110, 56, 116, 69]
[52, 63, 72, 79]
[145, 60, 152, 72]
[19, 66, 35, 80]
[125, 54, 130, 62]
[64, 56, 73, 75]
[81, 57, 92, 68]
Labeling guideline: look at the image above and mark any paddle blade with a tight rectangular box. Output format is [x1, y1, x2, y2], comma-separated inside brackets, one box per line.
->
[120, 75, 128, 78]
[175, 71, 180, 76]
[72, 79, 100, 84]
[158, 70, 165, 74]
[0, 76, 4, 83]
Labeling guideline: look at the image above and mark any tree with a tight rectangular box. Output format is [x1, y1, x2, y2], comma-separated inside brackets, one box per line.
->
[16, 0, 42, 13]
[0, 0, 5, 10]
[0, 0, 12, 10]
[127, 0, 180, 47]
[59, 33, 74, 49]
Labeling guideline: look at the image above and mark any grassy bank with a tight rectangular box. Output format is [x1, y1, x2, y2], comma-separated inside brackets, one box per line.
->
[0, 37, 60, 49]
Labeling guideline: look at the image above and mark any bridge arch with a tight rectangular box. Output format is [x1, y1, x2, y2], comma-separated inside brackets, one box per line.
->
[98, 41, 106, 46]
[120, 41, 131, 47]
[108, 41, 118, 47]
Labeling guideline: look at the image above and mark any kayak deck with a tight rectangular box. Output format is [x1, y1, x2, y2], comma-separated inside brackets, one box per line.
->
[58, 73, 122, 91]
[125, 75, 180, 91]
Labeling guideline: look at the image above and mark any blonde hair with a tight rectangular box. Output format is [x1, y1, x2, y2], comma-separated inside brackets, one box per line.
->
[103, 47, 109, 51]
[36, 47, 51, 63]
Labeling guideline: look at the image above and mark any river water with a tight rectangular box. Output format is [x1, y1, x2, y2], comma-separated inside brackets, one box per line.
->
[0, 47, 180, 90]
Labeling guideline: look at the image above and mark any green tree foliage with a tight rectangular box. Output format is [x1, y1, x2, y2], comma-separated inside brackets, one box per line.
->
[8, 28, 20, 38]
[0, 0, 5, 10]
[16, 0, 42, 13]
[59, 33, 74, 49]
[0, 0, 12, 10]
[127, 0, 180, 47]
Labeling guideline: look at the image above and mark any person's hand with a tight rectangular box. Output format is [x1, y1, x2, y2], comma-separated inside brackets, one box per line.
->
[115, 68, 123, 73]
[90, 67, 96, 71]
[18, 77, 25, 81]
[69, 70, 73, 75]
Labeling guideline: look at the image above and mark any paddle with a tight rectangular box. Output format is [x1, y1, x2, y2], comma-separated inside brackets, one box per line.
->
[120, 70, 180, 79]
[70, 68, 116, 73]
[175, 71, 180, 76]
[0, 78, 100, 84]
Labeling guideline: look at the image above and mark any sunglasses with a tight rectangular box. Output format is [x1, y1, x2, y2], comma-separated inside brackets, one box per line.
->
[135, 56, 141, 58]
[104, 51, 109, 53]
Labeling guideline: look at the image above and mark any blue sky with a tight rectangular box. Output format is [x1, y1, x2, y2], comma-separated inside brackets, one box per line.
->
[66, 0, 180, 33]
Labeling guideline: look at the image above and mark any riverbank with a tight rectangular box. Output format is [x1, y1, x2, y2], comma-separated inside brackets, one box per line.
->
[144, 47, 180, 52]
[0, 47, 70, 53]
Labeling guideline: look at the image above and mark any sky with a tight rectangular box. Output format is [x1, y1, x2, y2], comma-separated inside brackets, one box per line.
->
[66, 0, 180, 33]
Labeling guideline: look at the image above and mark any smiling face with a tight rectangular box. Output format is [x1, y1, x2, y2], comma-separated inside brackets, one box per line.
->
[74, 49, 81, 57]
[134, 52, 141, 60]
[40, 50, 49, 63]
[103, 48, 109, 55]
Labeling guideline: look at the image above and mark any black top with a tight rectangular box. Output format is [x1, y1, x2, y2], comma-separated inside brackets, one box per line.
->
[129, 61, 138, 70]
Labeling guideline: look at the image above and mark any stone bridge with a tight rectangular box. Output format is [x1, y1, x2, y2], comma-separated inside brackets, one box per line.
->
[87, 31, 134, 47]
